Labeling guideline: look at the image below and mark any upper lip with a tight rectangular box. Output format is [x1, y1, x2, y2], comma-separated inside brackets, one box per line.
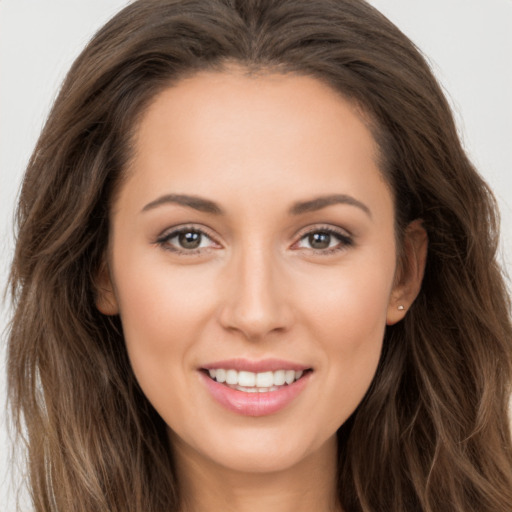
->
[201, 358, 311, 373]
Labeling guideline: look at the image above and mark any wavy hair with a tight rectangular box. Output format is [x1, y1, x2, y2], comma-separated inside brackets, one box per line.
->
[8, 0, 512, 510]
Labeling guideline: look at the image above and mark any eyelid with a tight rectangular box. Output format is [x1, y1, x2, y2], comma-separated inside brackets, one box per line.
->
[291, 224, 354, 253]
[295, 223, 352, 238]
[154, 223, 353, 255]
[155, 224, 222, 253]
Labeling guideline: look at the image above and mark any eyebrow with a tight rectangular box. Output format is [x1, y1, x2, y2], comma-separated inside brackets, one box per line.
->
[141, 192, 371, 217]
[141, 194, 224, 215]
[289, 194, 372, 217]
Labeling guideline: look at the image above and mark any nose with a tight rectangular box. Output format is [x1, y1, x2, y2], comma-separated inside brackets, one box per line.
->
[218, 242, 294, 340]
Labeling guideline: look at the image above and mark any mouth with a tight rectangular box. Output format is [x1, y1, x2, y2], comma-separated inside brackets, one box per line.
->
[199, 358, 313, 416]
[201, 368, 312, 393]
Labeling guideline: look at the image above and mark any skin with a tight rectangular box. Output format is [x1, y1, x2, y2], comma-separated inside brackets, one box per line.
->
[97, 68, 427, 512]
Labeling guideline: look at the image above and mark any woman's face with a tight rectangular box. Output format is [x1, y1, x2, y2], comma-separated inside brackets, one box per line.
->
[98, 70, 418, 474]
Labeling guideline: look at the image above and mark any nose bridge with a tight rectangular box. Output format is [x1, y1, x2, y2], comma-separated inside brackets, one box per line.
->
[219, 237, 291, 339]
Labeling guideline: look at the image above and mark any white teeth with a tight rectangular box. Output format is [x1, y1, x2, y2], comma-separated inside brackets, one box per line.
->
[274, 370, 286, 386]
[234, 385, 279, 393]
[285, 370, 295, 385]
[238, 371, 256, 387]
[235, 386, 258, 393]
[207, 368, 307, 389]
[256, 371, 273, 387]
[226, 369, 238, 385]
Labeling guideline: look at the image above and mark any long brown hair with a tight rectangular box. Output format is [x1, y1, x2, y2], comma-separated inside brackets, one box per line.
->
[8, 1, 512, 510]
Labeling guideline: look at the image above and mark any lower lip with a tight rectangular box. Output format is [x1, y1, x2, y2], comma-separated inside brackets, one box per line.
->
[200, 371, 311, 417]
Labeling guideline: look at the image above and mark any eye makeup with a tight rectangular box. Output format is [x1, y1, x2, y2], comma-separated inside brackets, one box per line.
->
[154, 222, 354, 258]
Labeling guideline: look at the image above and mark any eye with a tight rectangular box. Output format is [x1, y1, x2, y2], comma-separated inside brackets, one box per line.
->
[156, 226, 219, 253]
[294, 227, 353, 253]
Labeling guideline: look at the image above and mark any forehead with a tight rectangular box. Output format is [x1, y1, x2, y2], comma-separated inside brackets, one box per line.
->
[133, 69, 377, 156]
[120, 69, 392, 218]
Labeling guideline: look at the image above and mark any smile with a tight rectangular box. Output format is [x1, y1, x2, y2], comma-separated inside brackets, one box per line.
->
[207, 369, 305, 392]
[200, 360, 312, 416]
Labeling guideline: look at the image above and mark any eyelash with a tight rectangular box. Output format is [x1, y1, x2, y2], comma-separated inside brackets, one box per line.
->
[155, 225, 220, 255]
[155, 225, 353, 255]
[293, 226, 354, 255]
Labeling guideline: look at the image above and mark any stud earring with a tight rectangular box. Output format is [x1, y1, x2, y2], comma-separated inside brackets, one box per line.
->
[397, 305, 405, 311]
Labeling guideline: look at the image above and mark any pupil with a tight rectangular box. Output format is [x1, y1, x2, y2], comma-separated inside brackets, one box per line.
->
[179, 231, 201, 249]
[309, 232, 331, 249]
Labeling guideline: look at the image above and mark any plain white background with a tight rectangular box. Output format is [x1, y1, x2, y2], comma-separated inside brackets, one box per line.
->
[1, 1, 511, 509]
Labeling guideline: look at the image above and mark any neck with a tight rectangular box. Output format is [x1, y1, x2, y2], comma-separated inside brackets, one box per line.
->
[172, 434, 341, 512]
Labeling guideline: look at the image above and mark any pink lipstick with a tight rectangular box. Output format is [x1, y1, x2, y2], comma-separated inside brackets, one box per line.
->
[199, 358, 312, 416]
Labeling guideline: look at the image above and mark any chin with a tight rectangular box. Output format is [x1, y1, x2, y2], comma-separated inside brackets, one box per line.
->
[219, 446, 310, 474]
[170, 423, 337, 475]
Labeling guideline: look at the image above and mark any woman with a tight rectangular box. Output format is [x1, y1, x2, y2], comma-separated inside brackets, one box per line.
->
[7, 0, 512, 511]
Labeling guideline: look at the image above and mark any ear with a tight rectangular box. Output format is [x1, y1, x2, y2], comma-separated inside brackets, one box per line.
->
[386, 219, 428, 325]
[95, 258, 119, 316]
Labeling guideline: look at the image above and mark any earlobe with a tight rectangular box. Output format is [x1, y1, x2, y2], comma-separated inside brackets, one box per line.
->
[386, 219, 428, 325]
[95, 259, 119, 316]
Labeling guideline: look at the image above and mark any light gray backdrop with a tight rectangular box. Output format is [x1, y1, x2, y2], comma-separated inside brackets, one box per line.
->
[1, 1, 511, 510]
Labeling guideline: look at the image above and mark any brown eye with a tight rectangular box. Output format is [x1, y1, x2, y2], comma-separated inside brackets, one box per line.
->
[157, 227, 218, 253]
[295, 227, 353, 254]
[178, 231, 202, 249]
[308, 232, 331, 249]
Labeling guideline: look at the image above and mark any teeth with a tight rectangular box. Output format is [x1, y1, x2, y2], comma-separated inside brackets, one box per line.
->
[274, 370, 286, 386]
[238, 371, 256, 387]
[256, 371, 273, 387]
[235, 385, 279, 393]
[207, 368, 306, 389]
[235, 386, 258, 393]
[226, 369, 238, 385]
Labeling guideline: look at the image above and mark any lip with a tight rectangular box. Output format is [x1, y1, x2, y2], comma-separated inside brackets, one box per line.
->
[199, 365, 312, 417]
[201, 358, 310, 373]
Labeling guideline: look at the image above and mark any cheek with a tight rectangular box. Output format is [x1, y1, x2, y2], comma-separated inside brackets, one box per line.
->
[110, 250, 218, 387]
[300, 251, 394, 344]
[295, 255, 395, 423]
